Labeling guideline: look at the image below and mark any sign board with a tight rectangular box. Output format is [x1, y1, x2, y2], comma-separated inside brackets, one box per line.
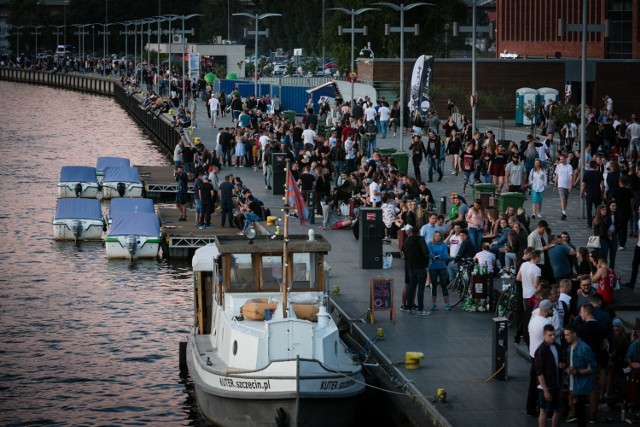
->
[348, 71, 357, 83]
[370, 278, 395, 323]
[188, 51, 200, 82]
[293, 48, 303, 56]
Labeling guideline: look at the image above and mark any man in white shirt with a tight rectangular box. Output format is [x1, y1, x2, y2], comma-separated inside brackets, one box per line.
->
[368, 174, 382, 207]
[627, 115, 640, 157]
[445, 224, 463, 281]
[554, 153, 574, 220]
[301, 125, 316, 151]
[526, 299, 553, 416]
[378, 104, 391, 139]
[258, 130, 270, 163]
[364, 103, 377, 123]
[208, 95, 220, 127]
[517, 249, 542, 314]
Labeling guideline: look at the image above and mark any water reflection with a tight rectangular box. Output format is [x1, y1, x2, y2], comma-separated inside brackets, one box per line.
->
[0, 82, 199, 425]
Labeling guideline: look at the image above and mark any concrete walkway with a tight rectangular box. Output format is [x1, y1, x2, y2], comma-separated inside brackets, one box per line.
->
[176, 95, 639, 426]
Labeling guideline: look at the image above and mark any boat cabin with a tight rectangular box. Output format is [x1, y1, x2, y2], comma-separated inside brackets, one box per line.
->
[193, 235, 331, 335]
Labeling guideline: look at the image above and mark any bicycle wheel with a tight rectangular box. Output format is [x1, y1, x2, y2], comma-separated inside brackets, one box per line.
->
[495, 291, 509, 317]
[447, 275, 468, 307]
[505, 294, 520, 326]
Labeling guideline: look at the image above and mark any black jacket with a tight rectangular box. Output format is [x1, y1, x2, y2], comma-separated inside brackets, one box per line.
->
[402, 235, 430, 269]
[534, 341, 562, 390]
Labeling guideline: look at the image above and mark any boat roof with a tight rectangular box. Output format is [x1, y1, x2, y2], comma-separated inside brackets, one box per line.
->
[110, 198, 155, 216]
[59, 166, 98, 183]
[108, 212, 161, 237]
[214, 235, 331, 255]
[96, 156, 130, 172]
[55, 198, 103, 221]
[192, 243, 220, 272]
[103, 166, 141, 183]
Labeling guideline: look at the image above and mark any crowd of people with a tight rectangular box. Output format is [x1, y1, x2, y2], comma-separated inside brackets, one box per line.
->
[163, 77, 640, 425]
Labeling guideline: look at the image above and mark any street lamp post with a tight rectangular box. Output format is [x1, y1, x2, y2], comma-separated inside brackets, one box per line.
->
[558, 1, 609, 218]
[72, 24, 90, 63]
[51, 25, 64, 51]
[13, 26, 24, 59]
[92, 25, 95, 57]
[233, 12, 282, 97]
[63, 0, 69, 55]
[330, 7, 377, 108]
[175, 14, 204, 104]
[96, 23, 112, 76]
[375, 2, 432, 152]
[31, 26, 44, 59]
[453, 0, 494, 134]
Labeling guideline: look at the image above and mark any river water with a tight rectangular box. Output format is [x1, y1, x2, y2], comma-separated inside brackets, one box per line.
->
[0, 82, 200, 426]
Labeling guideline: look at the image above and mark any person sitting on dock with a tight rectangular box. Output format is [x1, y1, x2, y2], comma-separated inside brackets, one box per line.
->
[320, 196, 353, 230]
[238, 195, 264, 235]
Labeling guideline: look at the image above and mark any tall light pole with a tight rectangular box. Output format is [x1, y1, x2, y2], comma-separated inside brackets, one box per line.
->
[51, 25, 64, 51]
[13, 26, 24, 59]
[321, 0, 325, 73]
[375, 2, 432, 152]
[233, 12, 282, 97]
[558, 1, 609, 218]
[330, 7, 377, 108]
[72, 24, 90, 61]
[453, 0, 494, 134]
[105, 0, 108, 60]
[31, 25, 44, 59]
[176, 14, 204, 103]
[63, 0, 69, 54]
[96, 23, 112, 75]
[91, 25, 95, 56]
[164, 15, 180, 82]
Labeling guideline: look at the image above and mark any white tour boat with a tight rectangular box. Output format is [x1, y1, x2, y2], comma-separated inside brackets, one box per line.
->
[104, 212, 162, 260]
[57, 166, 100, 198]
[52, 198, 105, 241]
[186, 233, 364, 427]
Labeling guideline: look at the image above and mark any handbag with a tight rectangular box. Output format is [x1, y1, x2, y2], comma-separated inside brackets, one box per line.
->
[586, 235, 601, 249]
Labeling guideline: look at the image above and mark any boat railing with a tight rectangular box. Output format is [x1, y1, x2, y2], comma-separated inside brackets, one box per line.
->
[231, 317, 268, 336]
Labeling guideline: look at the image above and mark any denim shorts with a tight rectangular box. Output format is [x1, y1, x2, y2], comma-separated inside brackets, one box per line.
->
[195, 199, 202, 213]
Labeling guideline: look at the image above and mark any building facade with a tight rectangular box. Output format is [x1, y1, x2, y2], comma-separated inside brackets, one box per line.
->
[496, 0, 640, 59]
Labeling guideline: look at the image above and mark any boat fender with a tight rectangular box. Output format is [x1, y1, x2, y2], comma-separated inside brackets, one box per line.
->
[117, 182, 126, 197]
[74, 182, 83, 197]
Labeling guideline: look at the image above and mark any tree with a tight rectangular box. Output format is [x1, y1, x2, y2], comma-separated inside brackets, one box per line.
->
[519, 102, 538, 134]
[485, 88, 513, 140]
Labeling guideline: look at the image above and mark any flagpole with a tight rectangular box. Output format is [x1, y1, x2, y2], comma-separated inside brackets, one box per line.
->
[282, 159, 290, 318]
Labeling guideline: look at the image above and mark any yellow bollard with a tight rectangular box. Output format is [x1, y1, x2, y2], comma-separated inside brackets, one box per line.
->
[168, 109, 173, 115]
[194, 137, 201, 144]
[376, 327, 384, 340]
[437, 388, 447, 400]
[405, 352, 424, 370]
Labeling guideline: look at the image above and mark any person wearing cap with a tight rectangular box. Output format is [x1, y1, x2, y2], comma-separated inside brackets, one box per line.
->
[425, 129, 443, 182]
[505, 151, 527, 193]
[526, 299, 553, 417]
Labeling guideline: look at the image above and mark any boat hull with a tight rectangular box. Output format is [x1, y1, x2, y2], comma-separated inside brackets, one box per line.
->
[102, 183, 143, 199]
[186, 335, 364, 427]
[52, 219, 104, 241]
[104, 236, 160, 259]
[57, 183, 100, 199]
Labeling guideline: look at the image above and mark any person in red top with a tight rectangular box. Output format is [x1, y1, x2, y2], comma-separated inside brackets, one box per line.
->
[461, 143, 476, 194]
[591, 253, 615, 305]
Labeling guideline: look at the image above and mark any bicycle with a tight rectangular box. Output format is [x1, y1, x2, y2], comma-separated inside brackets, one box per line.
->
[447, 259, 475, 307]
[494, 281, 520, 326]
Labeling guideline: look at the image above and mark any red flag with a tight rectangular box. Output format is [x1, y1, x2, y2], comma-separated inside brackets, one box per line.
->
[286, 172, 309, 225]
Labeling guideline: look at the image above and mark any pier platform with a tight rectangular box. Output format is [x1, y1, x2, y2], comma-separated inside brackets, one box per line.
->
[137, 165, 194, 197]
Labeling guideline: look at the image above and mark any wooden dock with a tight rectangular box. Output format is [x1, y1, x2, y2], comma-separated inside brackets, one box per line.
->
[158, 206, 270, 258]
[137, 165, 194, 197]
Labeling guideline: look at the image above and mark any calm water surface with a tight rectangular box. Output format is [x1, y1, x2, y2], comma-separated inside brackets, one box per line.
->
[0, 82, 199, 426]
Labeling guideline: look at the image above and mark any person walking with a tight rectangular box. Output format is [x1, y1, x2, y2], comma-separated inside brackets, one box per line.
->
[198, 175, 214, 229]
[505, 151, 527, 193]
[529, 159, 547, 219]
[401, 226, 431, 315]
[409, 134, 427, 182]
[425, 129, 443, 182]
[427, 231, 451, 311]
[174, 165, 188, 221]
[580, 160, 604, 228]
[447, 129, 463, 175]
[592, 202, 620, 269]
[553, 153, 573, 220]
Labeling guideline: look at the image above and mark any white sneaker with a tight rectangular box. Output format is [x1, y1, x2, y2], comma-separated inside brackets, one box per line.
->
[451, 171, 456, 175]
[619, 246, 625, 251]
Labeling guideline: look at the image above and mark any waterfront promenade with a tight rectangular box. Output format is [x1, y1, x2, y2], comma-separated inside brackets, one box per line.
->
[175, 97, 640, 426]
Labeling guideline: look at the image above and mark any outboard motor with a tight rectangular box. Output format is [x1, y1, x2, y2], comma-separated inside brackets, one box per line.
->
[125, 235, 137, 261]
[74, 183, 83, 198]
[116, 182, 126, 197]
[71, 220, 83, 241]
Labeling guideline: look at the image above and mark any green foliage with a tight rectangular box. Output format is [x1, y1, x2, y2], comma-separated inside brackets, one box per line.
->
[484, 88, 513, 118]
[212, 63, 226, 78]
[285, 60, 296, 76]
[553, 103, 578, 128]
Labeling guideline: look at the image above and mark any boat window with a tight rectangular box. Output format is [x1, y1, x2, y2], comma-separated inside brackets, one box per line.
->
[229, 254, 257, 291]
[291, 253, 316, 290]
[261, 256, 283, 290]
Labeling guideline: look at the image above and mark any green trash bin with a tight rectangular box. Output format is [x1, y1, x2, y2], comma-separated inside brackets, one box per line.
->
[391, 152, 409, 175]
[283, 110, 296, 123]
[378, 148, 397, 156]
[497, 192, 526, 213]
[471, 183, 496, 208]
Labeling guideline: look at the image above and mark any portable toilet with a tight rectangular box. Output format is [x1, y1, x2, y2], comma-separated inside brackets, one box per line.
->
[515, 88, 537, 126]
[537, 87, 560, 117]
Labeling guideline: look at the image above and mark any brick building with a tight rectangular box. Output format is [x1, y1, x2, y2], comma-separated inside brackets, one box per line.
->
[496, 0, 640, 59]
